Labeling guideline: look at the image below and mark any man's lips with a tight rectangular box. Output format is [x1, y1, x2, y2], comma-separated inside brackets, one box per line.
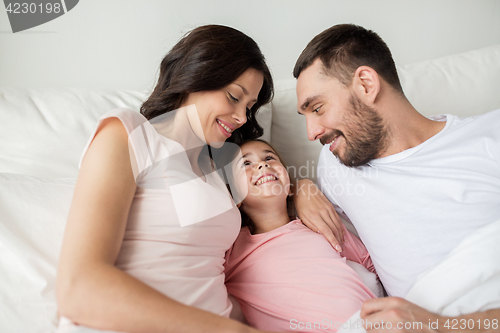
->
[328, 136, 340, 152]
[320, 131, 343, 152]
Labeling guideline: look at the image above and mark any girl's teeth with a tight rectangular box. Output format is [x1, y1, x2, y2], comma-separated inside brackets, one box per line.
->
[256, 175, 277, 185]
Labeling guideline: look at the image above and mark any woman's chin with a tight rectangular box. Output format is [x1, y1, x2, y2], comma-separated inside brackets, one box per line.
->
[207, 139, 226, 149]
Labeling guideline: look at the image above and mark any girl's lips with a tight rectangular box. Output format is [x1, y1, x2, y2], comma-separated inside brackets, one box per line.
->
[254, 173, 278, 186]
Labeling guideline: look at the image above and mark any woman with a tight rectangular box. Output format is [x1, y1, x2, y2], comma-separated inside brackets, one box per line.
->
[55, 25, 276, 333]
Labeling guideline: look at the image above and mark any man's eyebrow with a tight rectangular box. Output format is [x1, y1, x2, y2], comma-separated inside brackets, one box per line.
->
[300, 95, 321, 111]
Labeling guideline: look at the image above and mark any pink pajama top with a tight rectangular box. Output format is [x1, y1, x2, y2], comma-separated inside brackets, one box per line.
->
[58, 108, 240, 332]
[224, 220, 376, 332]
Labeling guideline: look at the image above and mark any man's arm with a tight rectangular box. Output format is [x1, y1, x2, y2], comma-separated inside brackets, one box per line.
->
[361, 297, 500, 333]
[292, 178, 345, 252]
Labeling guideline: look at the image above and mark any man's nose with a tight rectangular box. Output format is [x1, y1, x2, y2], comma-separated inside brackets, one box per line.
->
[307, 117, 325, 141]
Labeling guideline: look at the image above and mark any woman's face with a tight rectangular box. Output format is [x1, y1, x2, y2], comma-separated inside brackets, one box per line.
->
[232, 141, 290, 207]
[182, 68, 264, 148]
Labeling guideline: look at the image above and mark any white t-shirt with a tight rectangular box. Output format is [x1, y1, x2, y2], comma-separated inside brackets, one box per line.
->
[317, 110, 500, 297]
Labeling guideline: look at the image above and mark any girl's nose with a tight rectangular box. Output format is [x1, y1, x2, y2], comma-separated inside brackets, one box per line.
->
[257, 162, 269, 170]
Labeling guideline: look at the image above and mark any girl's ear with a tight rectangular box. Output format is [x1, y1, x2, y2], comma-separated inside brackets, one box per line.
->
[237, 202, 242, 209]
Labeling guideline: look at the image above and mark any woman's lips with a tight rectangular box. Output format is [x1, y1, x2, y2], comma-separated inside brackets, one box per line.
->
[216, 119, 232, 138]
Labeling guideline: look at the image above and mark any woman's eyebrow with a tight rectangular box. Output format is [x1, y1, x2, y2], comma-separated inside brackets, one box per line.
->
[235, 84, 258, 103]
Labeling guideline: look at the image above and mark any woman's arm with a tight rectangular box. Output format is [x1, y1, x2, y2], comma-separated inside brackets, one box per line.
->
[56, 118, 264, 333]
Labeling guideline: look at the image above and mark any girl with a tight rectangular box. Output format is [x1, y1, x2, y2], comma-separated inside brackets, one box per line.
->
[56, 25, 278, 333]
[224, 139, 381, 332]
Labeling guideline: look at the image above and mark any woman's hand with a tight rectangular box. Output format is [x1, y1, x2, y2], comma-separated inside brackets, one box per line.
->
[292, 179, 344, 252]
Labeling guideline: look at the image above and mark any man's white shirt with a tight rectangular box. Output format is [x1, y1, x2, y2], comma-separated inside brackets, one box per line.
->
[317, 110, 500, 297]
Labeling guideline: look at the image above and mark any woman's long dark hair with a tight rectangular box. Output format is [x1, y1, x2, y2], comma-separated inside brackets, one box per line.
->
[140, 25, 274, 144]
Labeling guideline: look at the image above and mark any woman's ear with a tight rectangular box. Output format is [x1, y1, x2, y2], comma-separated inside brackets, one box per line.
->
[353, 66, 380, 105]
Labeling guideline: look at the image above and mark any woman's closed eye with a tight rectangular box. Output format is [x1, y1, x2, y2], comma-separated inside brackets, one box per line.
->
[228, 92, 239, 103]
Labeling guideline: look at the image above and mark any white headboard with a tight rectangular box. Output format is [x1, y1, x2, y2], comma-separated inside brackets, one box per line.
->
[1, 0, 499, 90]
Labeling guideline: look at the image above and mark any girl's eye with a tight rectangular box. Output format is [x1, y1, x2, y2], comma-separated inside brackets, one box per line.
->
[313, 106, 321, 113]
[242, 160, 251, 167]
[265, 155, 275, 161]
[228, 93, 239, 102]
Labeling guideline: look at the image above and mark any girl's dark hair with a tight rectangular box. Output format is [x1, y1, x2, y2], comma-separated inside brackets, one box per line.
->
[140, 25, 274, 144]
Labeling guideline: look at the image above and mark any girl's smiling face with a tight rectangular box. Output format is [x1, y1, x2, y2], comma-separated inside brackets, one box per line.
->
[233, 140, 290, 207]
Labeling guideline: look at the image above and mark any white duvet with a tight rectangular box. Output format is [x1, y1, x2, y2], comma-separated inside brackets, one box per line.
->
[339, 219, 500, 333]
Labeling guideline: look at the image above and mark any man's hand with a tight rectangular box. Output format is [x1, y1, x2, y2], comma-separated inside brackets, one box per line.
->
[361, 297, 441, 332]
[293, 179, 344, 252]
[361, 297, 500, 333]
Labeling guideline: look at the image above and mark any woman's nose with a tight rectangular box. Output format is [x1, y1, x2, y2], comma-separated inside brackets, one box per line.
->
[233, 107, 247, 125]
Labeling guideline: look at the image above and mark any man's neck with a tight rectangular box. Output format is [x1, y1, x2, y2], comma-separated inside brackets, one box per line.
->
[377, 96, 446, 158]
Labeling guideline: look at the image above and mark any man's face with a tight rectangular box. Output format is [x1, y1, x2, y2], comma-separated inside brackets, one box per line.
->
[296, 59, 388, 167]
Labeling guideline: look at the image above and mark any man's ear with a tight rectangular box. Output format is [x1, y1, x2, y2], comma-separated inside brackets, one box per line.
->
[352, 66, 380, 105]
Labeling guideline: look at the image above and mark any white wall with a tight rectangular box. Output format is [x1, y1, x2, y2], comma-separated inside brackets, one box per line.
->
[1, 0, 499, 91]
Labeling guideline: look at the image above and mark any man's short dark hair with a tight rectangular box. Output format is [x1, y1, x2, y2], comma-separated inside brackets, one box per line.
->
[293, 24, 404, 94]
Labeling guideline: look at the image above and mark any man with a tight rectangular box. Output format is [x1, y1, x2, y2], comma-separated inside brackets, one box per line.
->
[294, 24, 500, 332]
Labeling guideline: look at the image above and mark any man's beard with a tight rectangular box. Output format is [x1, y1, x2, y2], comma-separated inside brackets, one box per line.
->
[321, 94, 389, 167]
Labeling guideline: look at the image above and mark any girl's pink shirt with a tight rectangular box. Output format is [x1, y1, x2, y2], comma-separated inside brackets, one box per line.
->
[224, 220, 376, 332]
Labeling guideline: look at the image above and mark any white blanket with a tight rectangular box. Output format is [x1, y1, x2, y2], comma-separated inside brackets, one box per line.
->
[339, 219, 500, 332]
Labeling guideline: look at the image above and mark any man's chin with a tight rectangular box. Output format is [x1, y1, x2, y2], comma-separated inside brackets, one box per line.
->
[334, 151, 372, 168]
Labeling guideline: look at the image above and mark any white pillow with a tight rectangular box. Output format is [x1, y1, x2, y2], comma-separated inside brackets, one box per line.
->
[399, 44, 500, 118]
[0, 88, 273, 179]
[0, 173, 75, 333]
[0, 88, 147, 178]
